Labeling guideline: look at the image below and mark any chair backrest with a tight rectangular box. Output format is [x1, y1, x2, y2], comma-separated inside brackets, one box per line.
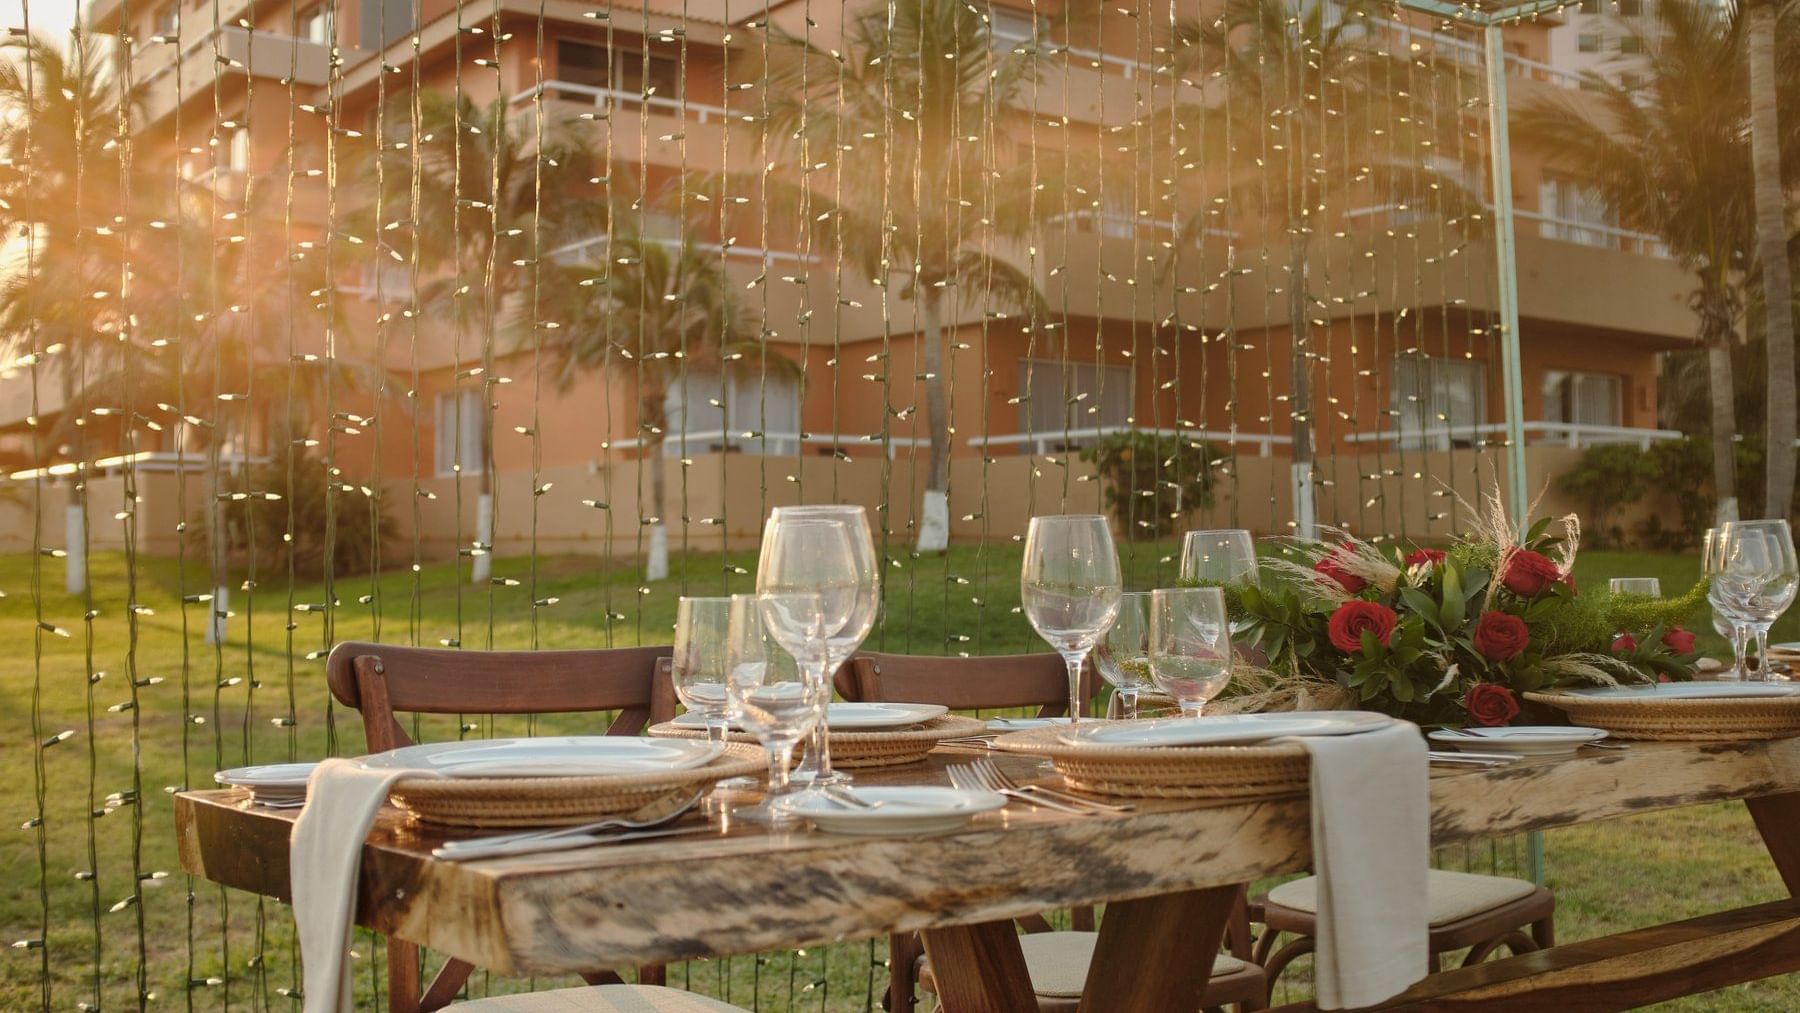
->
[325, 641, 676, 753]
[841, 651, 1097, 717]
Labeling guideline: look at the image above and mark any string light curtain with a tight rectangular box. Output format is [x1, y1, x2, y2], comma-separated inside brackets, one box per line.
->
[1, 0, 1518, 1007]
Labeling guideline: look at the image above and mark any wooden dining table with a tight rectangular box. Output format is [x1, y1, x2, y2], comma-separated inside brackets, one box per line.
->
[175, 737, 1800, 1011]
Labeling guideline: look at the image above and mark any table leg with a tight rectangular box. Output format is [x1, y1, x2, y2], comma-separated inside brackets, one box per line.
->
[1077, 885, 1240, 1013]
[919, 920, 1038, 1013]
[1747, 791, 1800, 893]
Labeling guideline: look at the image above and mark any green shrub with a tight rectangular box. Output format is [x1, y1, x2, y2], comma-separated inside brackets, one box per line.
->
[1079, 431, 1226, 541]
[1556, 443, 1656, 548]
[203, 449, 396, 580]
[1637, 436, 1714, 551]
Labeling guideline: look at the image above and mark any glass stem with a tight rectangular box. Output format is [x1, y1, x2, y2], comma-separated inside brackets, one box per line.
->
[1180, 701, 1205, 718]
[1066, 654, 1086, 723]
[765, 739, 797, 794]
[1732, 623, 1753, 680]
[705, 719, 729, 746]
[1753, 626, 1772, 683]
[1121, 689, 1139, 721]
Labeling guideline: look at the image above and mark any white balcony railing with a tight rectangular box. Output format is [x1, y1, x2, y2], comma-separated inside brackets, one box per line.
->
[8, 451, 265, 482]
[969, 426, 1292, 458]
[1343, 421, 1685, 451]
[547, 233, 820, 269]
[607, 430, 932, 460]
[1516, 209, 1671, 258]
[509, 80, 730, 125]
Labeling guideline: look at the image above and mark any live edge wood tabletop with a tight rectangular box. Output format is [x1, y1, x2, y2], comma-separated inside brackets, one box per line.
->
[176, 739, 1800, 1012]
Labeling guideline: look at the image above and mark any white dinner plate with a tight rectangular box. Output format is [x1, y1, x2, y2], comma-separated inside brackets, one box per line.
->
[1772, 642, 1800, 654]
[672, 702, 949, 732]
[985, 716, 1072, 732]
[1427, 726, 1606, 757]
[214, 762, 318, 790]
[778, 786, 1005, 836]
[359, 737, 723, 777]
[1561, 683, 1800, 700]
[1059, 711, 1391, 749]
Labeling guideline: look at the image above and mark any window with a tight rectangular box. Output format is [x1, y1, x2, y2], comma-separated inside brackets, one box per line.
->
[1390, 356, 1487, 451]
[1578, 0, 1600, 12]
[1617, 35, 1645, 55]
[297, 5, 328, 44]
[434, 390, 486, 477]
[1577, 33, 1602, 53]
[664, 365, 802, 455]
[1617, 0, 1642, 15]
[1539, 175, 1618, 248]
[1017, 358, 1133, 437]
[1542, 371, 1622, 428]
[989, 7, 1042, 46]
[556, 40, 681, 100]
[359, 0, 413, 51]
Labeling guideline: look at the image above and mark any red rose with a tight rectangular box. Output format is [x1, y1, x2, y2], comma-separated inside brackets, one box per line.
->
[1314, 552, 1367, 594]
[1471, 611, 1530, 662]
[1405, 548, 1447, 568]
[1611, 633, 1638, 654]
[1662, 628, 1697, 654]
[1327, 601, 1398, 653]
[1464, 683, 1520, 726]
[1502, 550, 1563, 597]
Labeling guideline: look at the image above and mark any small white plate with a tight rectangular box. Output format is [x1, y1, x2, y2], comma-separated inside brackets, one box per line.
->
[985, 716, 1071, 732]
[1562, 683, 1800, 700]
[1773, 642, 1800, 654]
[359, 737, 723, 777]
[779, 786, 1005, 836]
[1059, 711, 1391, 749]
[672, 702, 949, 732]
[1428, 726, 1606, 757]
[214, 762, 318, 790]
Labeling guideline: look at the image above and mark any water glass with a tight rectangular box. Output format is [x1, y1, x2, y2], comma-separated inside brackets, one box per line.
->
[1021, 515, 1123, 722]
[725, 592, 824, 823]
[1719, 520, 1799, 682]
[1608, 578, 1662, 597]
[1093, 591, 1152, 719]
[1149, 587, 1233, 716]
[1180, 529, 1260, 588]
[1705, 526, 1753, 678]
[671, 596, 733, 743]
[760, 506, 879, 786]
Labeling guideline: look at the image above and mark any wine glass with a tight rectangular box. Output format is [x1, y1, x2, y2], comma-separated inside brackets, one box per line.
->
[1608, 578, 1662, 597]
[761, 505, 880, 785]
[671, 596, 733, 744]
[725, 592, 824, 823]
[1179, 529, 1260, 588]
[757, 512, 867, 786]
[1149, 587, 1233, 716]
[1709, 526, 1767, 680]
[1704, 527, 1752, 679]
[1093, 591, 1152, 720]
[1021, 515, 1123, 723]
[1719, 520, 1799, 682]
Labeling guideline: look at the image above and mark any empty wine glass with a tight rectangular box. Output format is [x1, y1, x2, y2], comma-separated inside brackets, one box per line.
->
[672, 596, 733, 743]
[1608, 578, 1663, 597]
[1705, 527, 1752, 678]
[1709, 526, 1768, 680]
[1180, 529, 1260, 588]
[1149, 587, 1233, 716]
[1022, 515, 1123, 723]
[1720, 520, 1799, 682]
[1093, 591, 1152, 720]
[725, 592, 824, 823]
[761, 506, 880, 786]
[757, 512, 865, 787]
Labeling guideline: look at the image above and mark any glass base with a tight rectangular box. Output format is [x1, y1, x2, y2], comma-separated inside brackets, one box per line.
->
[731, 794, 805, 826]
[788, 767, 853, 787]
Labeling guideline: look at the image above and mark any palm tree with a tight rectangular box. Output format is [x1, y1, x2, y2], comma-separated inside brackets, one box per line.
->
[1744, 0, 1798, 518]
[759, 0, 1058, 551]
[369, 90, 605, 582]
[1516, 0, 1796, 523]
[543, 221, 781, 579]
[1166, 0, 1473, 535]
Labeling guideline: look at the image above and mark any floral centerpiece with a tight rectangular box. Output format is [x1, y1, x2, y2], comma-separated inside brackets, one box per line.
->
[1217, 492, 1707, 727]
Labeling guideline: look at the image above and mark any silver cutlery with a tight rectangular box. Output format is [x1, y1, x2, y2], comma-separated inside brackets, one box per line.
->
[947, 763, 1090, 814]
[949, 759, 1133, 814]
[434, 790, 702, 858]
[1427, 751, 1517, 767]
[819, 786, 938, 812]
[434, 822, 721, 861]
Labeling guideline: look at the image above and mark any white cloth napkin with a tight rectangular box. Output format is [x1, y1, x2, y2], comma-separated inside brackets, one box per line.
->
[290, 758, 437, 1013]
[1289, 720, 1429, 1010]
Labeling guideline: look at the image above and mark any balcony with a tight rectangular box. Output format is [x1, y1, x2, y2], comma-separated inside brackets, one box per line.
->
[132, 26, 333, 126]
[1343, 421, 1685, 451]
[969, 426, 1292, 458]
[510, 80, 737, 167]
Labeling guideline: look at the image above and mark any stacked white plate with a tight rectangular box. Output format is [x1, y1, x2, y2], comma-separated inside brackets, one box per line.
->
[214, 762, 318, 808]
[985, 716, 1071, 732]
[1563, 682, 1800, 700]
[779, 786, 1005, 836]
[672, 701, 948, 732]
[358, 737, 723, 778]
[1056, 711, 1390, 749]
[1427, 726, 1606, 758]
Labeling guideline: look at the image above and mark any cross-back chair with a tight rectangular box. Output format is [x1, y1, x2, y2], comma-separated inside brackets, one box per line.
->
[324, 641, 678, 1013]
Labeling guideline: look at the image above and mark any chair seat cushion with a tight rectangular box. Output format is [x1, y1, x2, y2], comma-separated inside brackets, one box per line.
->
[1267, 869, 1538, 928]
[1018, 931, 1247, 998]
[453, 985, 751, 1012]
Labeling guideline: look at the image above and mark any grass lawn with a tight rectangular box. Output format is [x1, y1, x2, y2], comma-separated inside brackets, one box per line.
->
[1, 542, 1796, 1010]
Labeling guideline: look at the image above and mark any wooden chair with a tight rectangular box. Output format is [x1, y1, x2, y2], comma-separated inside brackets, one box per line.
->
[324, 641, 680, 1013]
[1251, 869, 1554, 1000]
[842, 652, 1264, 1011]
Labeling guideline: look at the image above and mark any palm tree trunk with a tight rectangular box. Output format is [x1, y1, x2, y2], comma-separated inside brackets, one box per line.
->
[644, 393, 670, 581]
[1288, 231, 1317, 538]
[1702, 280, 1741, 523]
[917, 293, 951, 552]
[60, 366, 86, 595]
[1747, 0, 1796, 519]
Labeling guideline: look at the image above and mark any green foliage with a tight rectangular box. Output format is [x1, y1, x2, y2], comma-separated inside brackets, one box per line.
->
[209, 450, 398, 580]
[1557, 444, 1658, 548]
[1637, 437, 1716, 551]
[1079, 431, 1225, 542]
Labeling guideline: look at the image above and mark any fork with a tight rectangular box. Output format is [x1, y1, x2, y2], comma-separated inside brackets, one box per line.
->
[969, 758, 1135, 813]
[946, 763, 1090, 814]
[434, 790, 703, 857]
